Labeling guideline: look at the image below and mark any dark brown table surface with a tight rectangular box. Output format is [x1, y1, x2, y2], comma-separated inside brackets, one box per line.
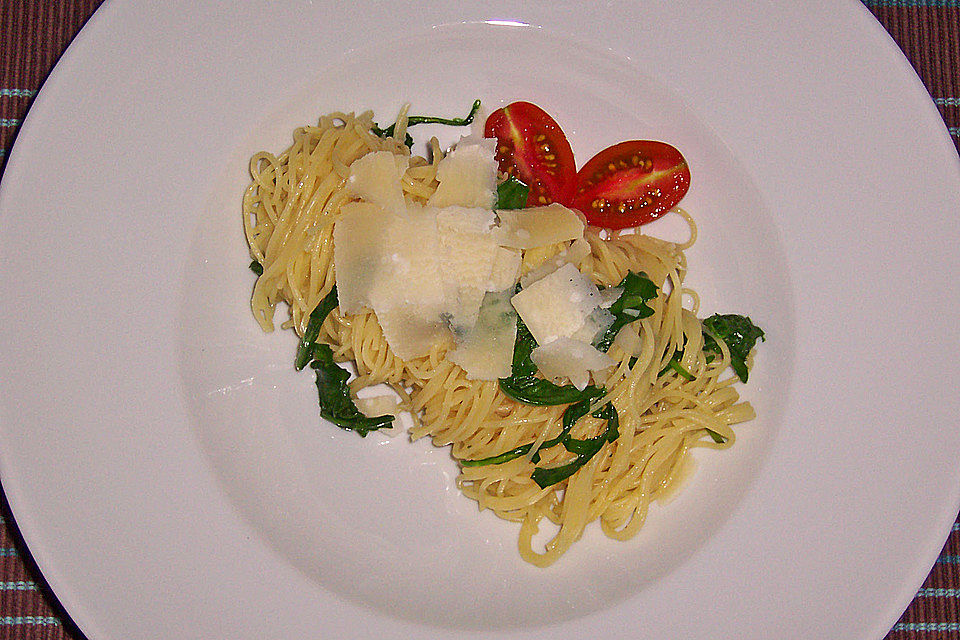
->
[1, 1, 958, 638]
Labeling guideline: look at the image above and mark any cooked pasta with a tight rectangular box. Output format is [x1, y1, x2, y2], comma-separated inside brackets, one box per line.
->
[243, 108, 758, 567]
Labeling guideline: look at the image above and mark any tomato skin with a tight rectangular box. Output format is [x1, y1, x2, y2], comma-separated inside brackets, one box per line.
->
[571, 140, 690, 229]
[484, 102, 577, 207]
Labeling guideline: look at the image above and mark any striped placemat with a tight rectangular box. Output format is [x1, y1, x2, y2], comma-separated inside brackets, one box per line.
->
[1, 1, 958, 638]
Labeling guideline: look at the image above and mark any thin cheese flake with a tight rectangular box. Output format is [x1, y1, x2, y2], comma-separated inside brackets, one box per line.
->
[510, 262, 604, 345]
[375, 304, 448, 361]
[531, 337, 615, 391]
[427, 137, 498, 209]
[333, 202, 397, 314]
[333, 201, 448, 360]
[571, 307, 615, 344]
[436, 207, 499, 330]
[448, 289, 518, 380]
[355, 394, 399, 418]
[345, 151, 408, 213]
[493, 204, 585, 249]
[519, 237, 592, 288]
[488, 247, 522, 291]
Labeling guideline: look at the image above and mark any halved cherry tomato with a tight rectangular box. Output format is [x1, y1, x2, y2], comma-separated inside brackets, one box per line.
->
[571, 140, 690, 229]
[484, 102, 577, 207]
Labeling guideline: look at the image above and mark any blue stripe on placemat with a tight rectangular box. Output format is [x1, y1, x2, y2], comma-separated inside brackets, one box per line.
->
[0, 616, 60, 626]
[0, 549, 17, 558]
[0, 581, 36, 591]
[892, 622, 960, 632]
[0, 89, 36, 98]
[0, 119, 21, 128]
[917, 588, 960, 597]
[949, 127, 960, 136]
[936, 98, 960, 107]
[937, 555, 960, 564]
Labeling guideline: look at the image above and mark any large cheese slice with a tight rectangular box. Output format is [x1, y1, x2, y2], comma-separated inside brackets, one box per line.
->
[531, 337, 615, 391]
[493, 204, 585, 249]
[571, 307, 615, 344]
[436, 206, 499, 331]
[333, 201, 398, 315]
[345, 151, 408, 213]
[519, 237, 592, 288]
[333, 201, 448, 360]
[448, 289, 518, 380]
[488, 247, 522, 291]
[375, 304, 448, 361]
[427, 137, 498, 209]
[510, 262, 604, 346]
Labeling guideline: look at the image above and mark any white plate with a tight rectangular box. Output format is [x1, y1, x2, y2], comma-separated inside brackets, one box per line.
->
[1, 1, 958, 638]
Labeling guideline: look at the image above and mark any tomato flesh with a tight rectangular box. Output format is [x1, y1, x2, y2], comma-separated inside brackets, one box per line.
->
[572, 140, 690, 229]
[484, 102, 577, 207]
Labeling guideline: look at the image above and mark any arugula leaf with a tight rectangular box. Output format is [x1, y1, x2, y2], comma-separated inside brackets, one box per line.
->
[459, 442, 533, 468]
[295, 286, 339, 371]
[658, 352, 696, 380]
[498, 318, 605, 406]
[292, 286, 391, 437]
[460, 400, 619, 482]
[509, 316, 538, 378]
[531, 398, 594, 463]
[531, 403, 620, 488]
[494, 177, 529, 210]
[372, 99, 482, 148]
[702, 314, 765, 383]
[498, 377, 605, 407]
[249, 260, 263, 276]
[460, 398, 594, 468]
[593, 271, 659, 352]
[309, 343, 394, 437]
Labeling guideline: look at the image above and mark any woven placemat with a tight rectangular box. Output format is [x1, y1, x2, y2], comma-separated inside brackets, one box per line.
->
[1, 1, 958, 638]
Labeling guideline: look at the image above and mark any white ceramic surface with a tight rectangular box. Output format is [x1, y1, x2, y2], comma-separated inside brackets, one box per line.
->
[0, 1, 958, 639]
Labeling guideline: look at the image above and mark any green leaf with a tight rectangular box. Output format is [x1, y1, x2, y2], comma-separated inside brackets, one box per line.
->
[702, 314, 765, 383]
[498, 377, 605, 407]
[531, 398, 594, 462]
[459, 400, 592, 469]
[372, 99, 482, 148]
[593, 271, 659, 352]
[249, 260, 263, 276]
[658, 353, 696, 380]
[296, 288, 392, 437]
[459, 442, 533, 468]
[295, 286, 339, 371]
[531, 403, 620, 488]
[309, 343, 394, 437]
[494, 177, 529, 210]
[498, 317, 605, 406]
[509, 317, 538, 378]
[461, 401, 620, 487]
